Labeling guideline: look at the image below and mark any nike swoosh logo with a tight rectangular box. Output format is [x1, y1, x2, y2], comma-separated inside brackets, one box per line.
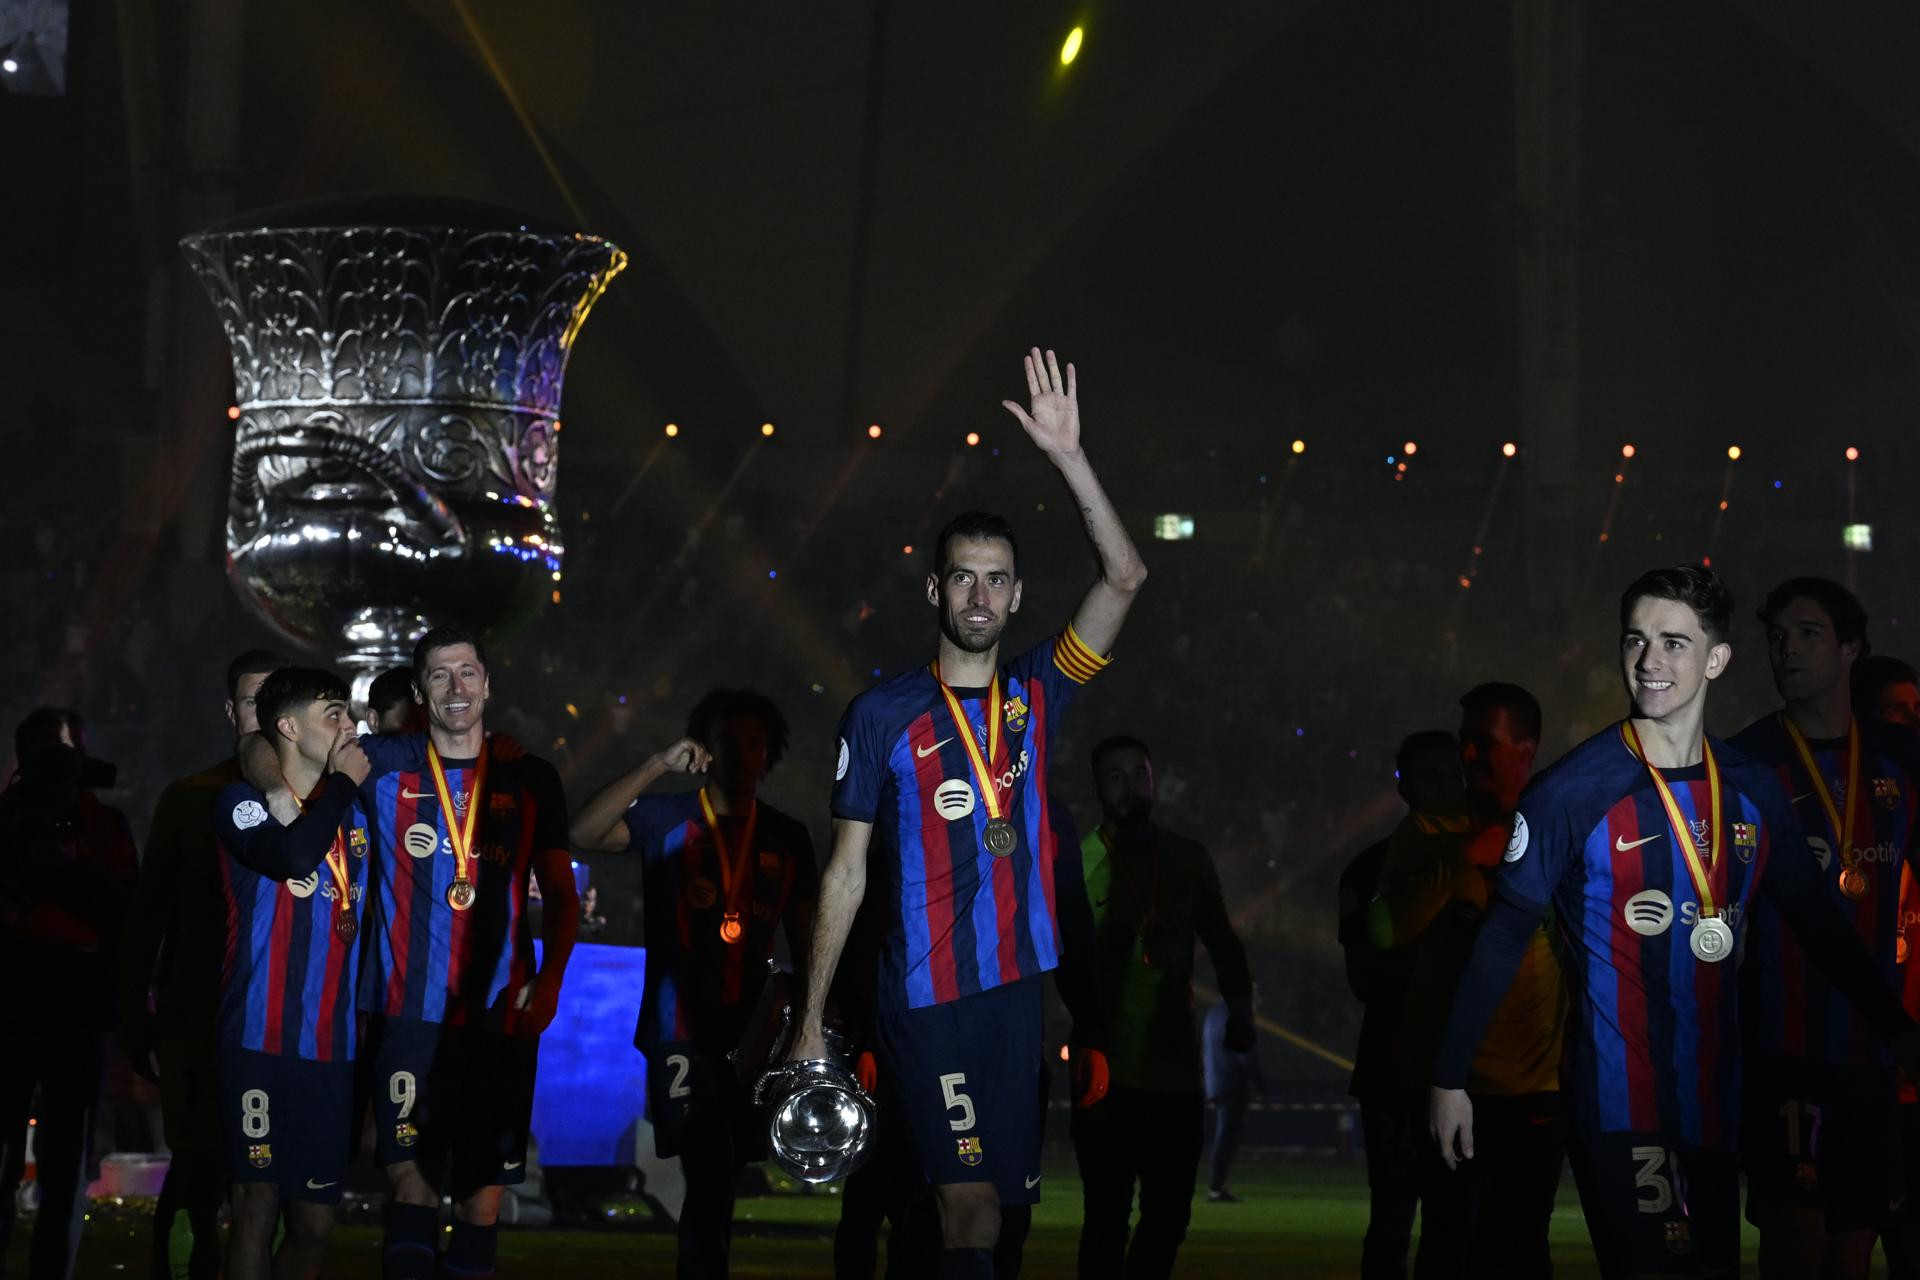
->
[1616, 834, 1662, 852]
[401, 789, 435, 800]
[503, 1160, 523, 1170]
[1791, 794, 1812, 804]
[305, 1179, 337, 1190]
[917, 738, 953, 759]
[1025, 1174, 1041, 1188]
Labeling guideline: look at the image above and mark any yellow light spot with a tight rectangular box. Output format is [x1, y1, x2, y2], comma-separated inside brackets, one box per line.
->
[226, 404, 241, 421]
[1059, 1045, 1071, 1062]
[1458, 575, 1473, 588]
[902, 544, 914, 555]
[1403, 440, 1418, 456]
[1718, 500, 1729, 511]
[1614, 473, 1624, 484]
[1291, 438, 1306, 455]
[868, 424, 883, 439]
[966, 432, 981, 447]
[1846, 446, 1860, 461]
[1621, 443, 1636, 459]
[664, 423, 679, 437]
[761, 422, 776, 437]
[565, 702, 579, 719]
[551, 590, 561, 604]
[1061, 26, 1083, 65]
[1501, 442, 1518, 458]
[1727, 445, 1741, 460]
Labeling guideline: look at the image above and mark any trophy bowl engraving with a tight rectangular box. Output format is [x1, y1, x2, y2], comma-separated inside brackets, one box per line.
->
[182, 196, 626, 674]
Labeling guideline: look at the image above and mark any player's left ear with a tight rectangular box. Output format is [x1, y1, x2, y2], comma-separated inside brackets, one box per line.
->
[925, 574, 940, 609]
[1705, 641, 1733, 681]
[1010, 579, 1023, 614]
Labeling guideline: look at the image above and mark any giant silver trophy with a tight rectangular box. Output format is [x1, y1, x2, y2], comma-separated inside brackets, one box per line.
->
[183, 196, 625, 686]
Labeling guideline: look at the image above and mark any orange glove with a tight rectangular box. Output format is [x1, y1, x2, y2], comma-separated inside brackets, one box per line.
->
[856, 1050, 878, 1095]
[1071, 1046, 1110, 1109]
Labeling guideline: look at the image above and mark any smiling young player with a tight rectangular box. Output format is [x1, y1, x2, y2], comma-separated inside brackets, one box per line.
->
[1430, 567, 1920, 1277]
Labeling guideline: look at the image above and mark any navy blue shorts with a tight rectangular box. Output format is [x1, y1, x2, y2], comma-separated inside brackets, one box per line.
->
[365, 1015, 538, 1195]
[1743, 1055, 1903, 1230]
[217, 1049, 353, 1204]
[642, 1041, 766, 1162]
[875, 977, 1046, 1205]
[1568, 1127, 1740, 1277]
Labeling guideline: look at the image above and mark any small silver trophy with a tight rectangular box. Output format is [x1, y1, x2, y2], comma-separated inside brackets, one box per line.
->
[182, 196, 625, 691]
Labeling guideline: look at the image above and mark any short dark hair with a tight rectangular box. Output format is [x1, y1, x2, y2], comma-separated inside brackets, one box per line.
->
[412, 625, 489, 682]
[15, 706, 85, 760]
[1757, 576, 1871, 655]
[1090, 734, 1152, 774]
[1853, 654, 1918, 713]
[1459, 682, 1543, 746]
[685, 688, 790, 771]
[226, 648, 287, 701]
[932, 511, 1020, 581]
[367, 667, 417, 716]
[1395, 729, 1459, 773]
[254, 667, 350, 741]
[1620, 566, 1735, 644]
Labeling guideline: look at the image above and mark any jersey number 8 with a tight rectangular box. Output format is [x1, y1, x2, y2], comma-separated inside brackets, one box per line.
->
[241, 1088, 271, 1140]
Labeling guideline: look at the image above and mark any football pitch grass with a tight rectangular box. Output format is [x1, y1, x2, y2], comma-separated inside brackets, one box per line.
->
[9, 1151, 1812, 1277]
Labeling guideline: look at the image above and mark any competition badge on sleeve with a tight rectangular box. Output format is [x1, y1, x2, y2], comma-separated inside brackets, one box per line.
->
[697, 789, 759, 944]
[1622, 722, 1734, 963]
[1782, 715, 1866, 899]
[934, 667, 1019, 856]
[427, 740, 488, 911]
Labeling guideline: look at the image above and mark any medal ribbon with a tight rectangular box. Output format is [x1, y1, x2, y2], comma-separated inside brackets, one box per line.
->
[698, 788, 759, 920]
[932, 667, 1010, 821]
[1780, 714, 1861, 876]
[1620, 721, 1726, 918]
[295, 786, 354, 921]
[426, 740, 489, 890]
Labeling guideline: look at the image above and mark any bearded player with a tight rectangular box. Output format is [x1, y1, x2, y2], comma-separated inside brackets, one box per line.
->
[788, 348, 1147, 1280]
[212, 668, 371, 1280]
[1731, 579, 1920, 1279]
[1430, 567, 1920, 1277]
[243, 626, 577, 1280]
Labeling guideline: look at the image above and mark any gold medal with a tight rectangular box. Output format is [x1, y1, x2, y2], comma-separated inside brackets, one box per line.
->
[1782, 715, 1865, 905]
[296, 784, 359, 945]
[698, 790, 758, 946]
[932, 666, 1020, 858]
[1622, 722, 1733, 964]
[427, 741, 488, 916]
[335, 912, 358, 942]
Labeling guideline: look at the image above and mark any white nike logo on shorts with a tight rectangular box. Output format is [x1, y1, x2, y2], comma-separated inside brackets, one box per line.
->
[1615, 834, 1662, 852]
[1025, 1174, 1041, 1189]
[503, 1160, 523, 1170]
[917, 738, 953, 759]
[305, 1179, 337, 1190]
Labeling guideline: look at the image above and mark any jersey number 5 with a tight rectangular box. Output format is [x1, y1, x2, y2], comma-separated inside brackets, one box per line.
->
[940, 1072, 976, 1132]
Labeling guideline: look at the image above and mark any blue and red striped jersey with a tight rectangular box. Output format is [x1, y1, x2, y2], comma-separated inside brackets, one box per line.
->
[625, 791, 816, 1052]
[1495, 726, 1813, 1149]
[356, 735, 569, 1030]
[1730, 715, 1920, 1067]
[212, 780, 369, 1062]
[831, 626, 1109, 1013]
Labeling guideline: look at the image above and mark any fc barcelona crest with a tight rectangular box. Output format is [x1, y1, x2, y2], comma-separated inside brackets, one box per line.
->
[956, 1136, 984, 1168]
[1004, 695, 1030, 734]
[1732, 822, 1756, 863]
[395, 1122, 418, 1149]
[1664, 1220, 1691, 1256]
[1877, 777, 1902, 809]
[248, 1143, 272, 1169]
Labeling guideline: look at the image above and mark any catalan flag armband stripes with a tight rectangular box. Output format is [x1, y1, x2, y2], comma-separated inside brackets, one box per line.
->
[1054, 623, 1112, 684]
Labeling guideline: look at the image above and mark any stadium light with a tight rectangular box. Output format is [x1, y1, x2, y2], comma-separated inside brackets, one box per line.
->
[1061, 27, 1083, 65]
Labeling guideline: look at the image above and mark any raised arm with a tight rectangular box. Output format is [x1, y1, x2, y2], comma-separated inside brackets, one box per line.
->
[567, 738, 710, 853]
[1001, 348, 1147, 657]
[787, 817, 873, 1062]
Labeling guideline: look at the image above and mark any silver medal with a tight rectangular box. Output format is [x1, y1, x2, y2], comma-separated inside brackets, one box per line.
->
[1690, 914, 1734, 964]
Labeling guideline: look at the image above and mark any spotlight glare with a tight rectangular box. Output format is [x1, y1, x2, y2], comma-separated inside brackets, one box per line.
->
[1727, 445, 1741, 460]
[226, 404, 241, 421]
[868, 424, 883, 439]
[1501, 442, 1518, 458]
[902, 545, 913, 555]
[965, 432, 981, 447]
[1621, 444, 1636, 459]
[1403, 440, 1418, 456]
[1, 60, 16, 76]
[1061, 26, 1083, 65]
[664, 423, 679, 437]
[761, 422, 775, 437]
[1846, 446, 1860, 461]
[1290, 438, 1306, 455]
